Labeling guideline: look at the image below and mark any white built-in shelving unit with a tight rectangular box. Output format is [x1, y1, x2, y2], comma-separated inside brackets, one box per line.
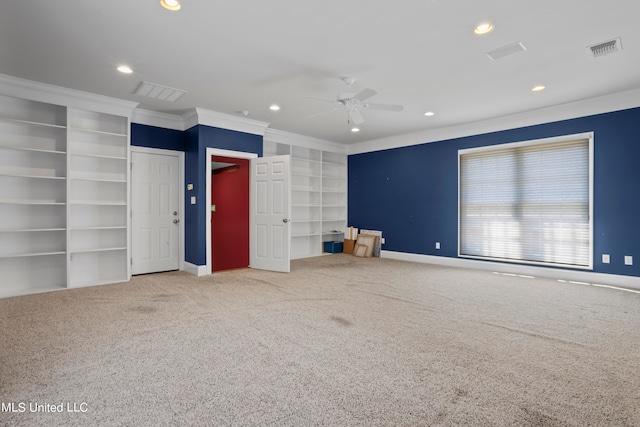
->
[67, 109, 129, 288]
[263, 137, 348, 259]
[0, 81, 135, 298]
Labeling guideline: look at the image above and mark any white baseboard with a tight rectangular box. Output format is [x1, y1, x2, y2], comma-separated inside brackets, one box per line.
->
[381, 250, 640, 291]
[184, 262, 208, 277]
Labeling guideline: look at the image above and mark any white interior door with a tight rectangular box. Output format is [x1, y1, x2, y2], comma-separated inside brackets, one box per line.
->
[250, 155, 290, 273]
[131, 151, 180, 274]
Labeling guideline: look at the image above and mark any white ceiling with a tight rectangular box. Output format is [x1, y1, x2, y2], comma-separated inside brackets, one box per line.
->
[1, 1, 639, 145]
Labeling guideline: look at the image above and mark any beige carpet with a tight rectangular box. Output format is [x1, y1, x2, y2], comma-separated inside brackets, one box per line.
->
[1, 254, 639, 426]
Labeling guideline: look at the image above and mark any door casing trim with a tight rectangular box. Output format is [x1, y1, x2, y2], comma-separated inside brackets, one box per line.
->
[206, 148, 258, 275]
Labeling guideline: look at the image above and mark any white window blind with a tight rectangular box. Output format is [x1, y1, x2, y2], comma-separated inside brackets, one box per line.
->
[459, 137, 591, 268]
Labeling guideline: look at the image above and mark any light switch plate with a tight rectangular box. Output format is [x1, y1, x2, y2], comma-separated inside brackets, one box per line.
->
[625, 256, 633, 265]
[190, 196, 196, 205]
[187, 183, 194, 190]
[602, 254, 610, 264]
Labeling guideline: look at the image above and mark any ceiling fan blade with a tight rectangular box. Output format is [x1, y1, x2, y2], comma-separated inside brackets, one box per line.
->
[365, 102, 404, 112]
[348, 109, 365, 125]
[353, 88, 377, 102]
[304, 96, 341, 104]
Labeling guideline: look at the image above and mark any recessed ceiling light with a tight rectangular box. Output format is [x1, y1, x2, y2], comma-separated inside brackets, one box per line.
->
[351, 127, 360, 133]
[160, 0, 181, 11]
[269, 104, 280, 111]
[531, 85, 546, 92]
[117, 65, 133, 74]
[424, 111, 435, 117]
[474, 23, 494, 35]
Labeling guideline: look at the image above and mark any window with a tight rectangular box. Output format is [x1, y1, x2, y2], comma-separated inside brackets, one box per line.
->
[459, 133, 593, 269]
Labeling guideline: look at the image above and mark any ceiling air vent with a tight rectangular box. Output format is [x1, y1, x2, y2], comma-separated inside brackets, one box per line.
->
[486, 42, 527, 61]
[133, 81, 187, 102]
[588, 37, 622, 58]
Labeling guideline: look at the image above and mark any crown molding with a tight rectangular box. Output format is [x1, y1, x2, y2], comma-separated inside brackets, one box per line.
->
[348, 87, 640, 155]
[0, 74, 138, 117]
[131, 108, 185, 131]
[181, 109, 199, 131]
[264, 128, 346, 154]
[184, 107, 270, 136]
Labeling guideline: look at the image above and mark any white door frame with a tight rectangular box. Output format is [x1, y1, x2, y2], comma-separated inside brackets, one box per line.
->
[206, 147, 258, 275]
[130, 146, 185, 272]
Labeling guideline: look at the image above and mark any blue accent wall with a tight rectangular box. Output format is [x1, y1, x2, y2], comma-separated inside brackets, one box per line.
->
[184, 125, 262, 266]
[349, 107, 640, 278]
[131, 123, 185, 151]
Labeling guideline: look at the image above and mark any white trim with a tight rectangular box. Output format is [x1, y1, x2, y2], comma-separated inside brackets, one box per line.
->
[130, 146, 185, 273]
[190, 108, 270, 135]
[0, 74, 138, 117]
[131, 108, 185, 131]
[264, 128, 346, 154]
[182, 109, 199, 130]
[184, 262, 208, 277]
[381, 250, 640, 291]
[457, 131, 594, 155]
[348, 87, 640, 155]
[205, 147, 258, 275]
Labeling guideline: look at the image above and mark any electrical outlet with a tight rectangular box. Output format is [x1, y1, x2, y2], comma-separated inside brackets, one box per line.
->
[602, 254, 610, 264]
[190, 196, 196, 205]
[625, 256, 633, 266]
[435, 242, 441, 250]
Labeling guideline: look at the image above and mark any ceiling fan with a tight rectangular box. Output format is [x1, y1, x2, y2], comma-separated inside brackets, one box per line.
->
[307, 77, 403, 125]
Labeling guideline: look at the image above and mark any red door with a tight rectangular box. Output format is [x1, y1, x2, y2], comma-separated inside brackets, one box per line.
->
[211, 156, 250, 271]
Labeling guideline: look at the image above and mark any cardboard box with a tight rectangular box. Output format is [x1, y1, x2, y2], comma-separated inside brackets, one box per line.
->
[343, 239, 356, 254]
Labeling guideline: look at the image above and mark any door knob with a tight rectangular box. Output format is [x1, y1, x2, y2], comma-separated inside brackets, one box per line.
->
[283, 218, 288, 223]
[173, 211, 178, 216]
[173, 219, 180, 224]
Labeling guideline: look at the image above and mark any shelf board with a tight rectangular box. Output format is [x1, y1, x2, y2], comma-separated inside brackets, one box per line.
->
[68, 127, 127, 138]
[292, 187, 321, 192]
[70, 152, 127, 161]
[70, 247, 127, 254]
[70, 226, 126, 231]
[292, 154, 321, 161]
[0, 251, 66, 259]
[0, 116, 66, 129]
[0, 200, 65, 205]
[322, 160, 347, 168]
[69, 201, 126, 206]
[292, 233, 321, 238]
[0, 146, 66, 155]
[0, 173, 66, 180]
[0, 228, 66, 233]
[292, 172, 322, 178]
[69, 176, 126, 183]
